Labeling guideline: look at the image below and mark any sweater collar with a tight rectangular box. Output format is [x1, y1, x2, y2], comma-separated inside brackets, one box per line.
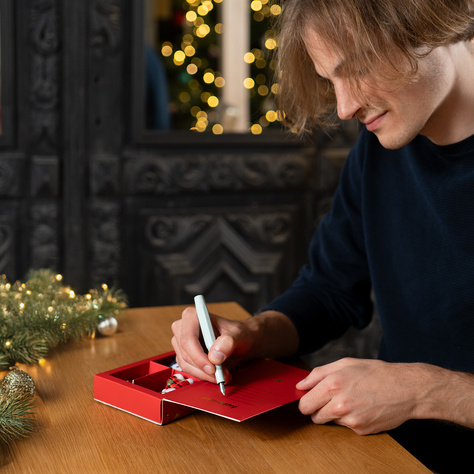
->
[419, 133, 474, 158]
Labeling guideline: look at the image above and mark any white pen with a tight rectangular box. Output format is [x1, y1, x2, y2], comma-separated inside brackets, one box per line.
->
[194, 294, 226, 396]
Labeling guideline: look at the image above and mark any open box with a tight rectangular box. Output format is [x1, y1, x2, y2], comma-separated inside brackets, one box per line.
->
[94, 351, 309, 425]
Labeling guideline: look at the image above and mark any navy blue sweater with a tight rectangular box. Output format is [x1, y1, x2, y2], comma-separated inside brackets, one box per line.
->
[262, 129, 474, 472]
[264, 128, 474, 373]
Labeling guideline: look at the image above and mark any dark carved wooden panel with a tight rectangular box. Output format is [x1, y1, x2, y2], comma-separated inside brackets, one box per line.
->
[126, 202, 304, 314]
[120, 148, 313, 310]
[122, 151, 311, 195]
[0, 0, 358, 318]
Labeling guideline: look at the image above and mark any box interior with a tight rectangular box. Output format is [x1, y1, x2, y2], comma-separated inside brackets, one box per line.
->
[108, 355, 198, 396]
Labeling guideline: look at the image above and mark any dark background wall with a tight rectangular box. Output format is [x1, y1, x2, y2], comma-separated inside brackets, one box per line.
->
[0, 0, 359, 317]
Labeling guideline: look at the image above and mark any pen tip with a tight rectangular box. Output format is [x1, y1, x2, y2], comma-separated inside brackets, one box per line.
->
[220, 383, 226, 396]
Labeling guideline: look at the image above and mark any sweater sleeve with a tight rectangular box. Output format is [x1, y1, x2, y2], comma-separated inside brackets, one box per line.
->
[260, 132, 374, 355]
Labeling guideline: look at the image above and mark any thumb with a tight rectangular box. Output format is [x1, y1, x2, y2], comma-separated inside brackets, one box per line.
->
[208, 333, 235, 365]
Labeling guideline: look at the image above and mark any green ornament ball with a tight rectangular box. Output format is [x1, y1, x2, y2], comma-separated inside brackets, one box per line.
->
[1, 368, 36, 399]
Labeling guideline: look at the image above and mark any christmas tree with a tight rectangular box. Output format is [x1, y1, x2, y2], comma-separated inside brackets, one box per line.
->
[155, 0, 282, 133]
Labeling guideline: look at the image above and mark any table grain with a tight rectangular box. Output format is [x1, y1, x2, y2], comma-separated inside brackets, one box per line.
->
[0, 303, 430, 473]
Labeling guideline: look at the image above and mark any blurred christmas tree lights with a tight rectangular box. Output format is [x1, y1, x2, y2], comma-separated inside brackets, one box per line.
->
[156, 0, 282, 134]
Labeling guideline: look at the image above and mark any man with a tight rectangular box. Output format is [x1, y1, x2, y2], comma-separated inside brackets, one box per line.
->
[172, 1, 474, 471]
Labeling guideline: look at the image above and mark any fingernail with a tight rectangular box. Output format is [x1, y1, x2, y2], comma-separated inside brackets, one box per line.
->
[210, 350, 225, 364]
[297, 377, 307, 386]
[204, 365, 214, 375]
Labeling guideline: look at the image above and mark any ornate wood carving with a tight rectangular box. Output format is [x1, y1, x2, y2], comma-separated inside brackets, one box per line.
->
[25, 1, 61, 277]
[89, 200, 120, 287]
[129, 206, 302, 313]
[88, 0, 123, 287]
[90, 0, 121, 54]
[29, 0, 60, 154]
[226, 212, 293, 246]
[90, 154, 121, 196]
[31, 156, 59, 197]
[89, 0, 123, 153]
[0, 203, 18, 276]
[123, 152, 311, 195]
[0, 154, 25, 198]
[30, 202, 59, 270]
[0, 222, 13, 275]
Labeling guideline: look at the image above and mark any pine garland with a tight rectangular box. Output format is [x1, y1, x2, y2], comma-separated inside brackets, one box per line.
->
[0, 269, 128, 443]
[0, 392, 36, 443]
[0, 269, 127, 369]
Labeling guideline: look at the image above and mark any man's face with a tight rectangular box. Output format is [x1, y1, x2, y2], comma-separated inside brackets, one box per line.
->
[304, 30, 458, 149]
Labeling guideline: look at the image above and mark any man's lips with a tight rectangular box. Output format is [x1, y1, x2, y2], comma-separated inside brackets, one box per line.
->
[363, 112, 387, 131]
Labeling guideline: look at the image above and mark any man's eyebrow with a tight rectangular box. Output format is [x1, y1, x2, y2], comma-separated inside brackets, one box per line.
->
[315, 59, 347, 81]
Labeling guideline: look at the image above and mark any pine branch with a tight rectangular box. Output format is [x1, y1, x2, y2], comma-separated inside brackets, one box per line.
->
[0, 333, 50, 370]
[0, 394, 36, 444]
[0, 269, 127, 368]
[0, 269, 127, 444]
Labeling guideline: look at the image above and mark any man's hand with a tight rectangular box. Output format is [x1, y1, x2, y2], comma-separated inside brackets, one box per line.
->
[171, 306, 255, 384]
[171, 308, 299, 385]
[296, 357, 474, 435]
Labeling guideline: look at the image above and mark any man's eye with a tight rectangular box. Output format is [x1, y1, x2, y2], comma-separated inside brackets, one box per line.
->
[316, 73, 333, 86]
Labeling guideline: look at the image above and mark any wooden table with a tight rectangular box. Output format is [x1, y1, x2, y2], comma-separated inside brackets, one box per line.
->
[0, 303, 430, 473]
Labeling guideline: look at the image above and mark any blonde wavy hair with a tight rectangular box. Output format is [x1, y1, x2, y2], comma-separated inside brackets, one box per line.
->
[275, 0, 474, 133]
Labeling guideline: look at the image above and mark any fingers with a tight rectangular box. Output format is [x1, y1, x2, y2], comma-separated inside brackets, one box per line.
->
[171, 306, 214, 382]
[207, 319, 243, 366]
[299, 385, 347, 427]
[296, 358, 406, 435]
[297, 372, 333, 419]
[171, 335, 215, 383]
[296, 358, 355, 390]
[297, 358, 358, 427]
[171, 306, 235, 384]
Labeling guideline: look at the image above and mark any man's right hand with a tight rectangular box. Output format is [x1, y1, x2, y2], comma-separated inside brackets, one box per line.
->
[171, 306, 257, 384]
[170, 307, 299, 384]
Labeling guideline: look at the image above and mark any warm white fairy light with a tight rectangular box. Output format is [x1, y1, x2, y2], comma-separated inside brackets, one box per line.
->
[207, 95, 219, 107]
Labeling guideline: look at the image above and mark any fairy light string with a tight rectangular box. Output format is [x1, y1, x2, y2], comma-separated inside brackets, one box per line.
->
[0, 269, 127, 369]
[0, 269, 127, 443]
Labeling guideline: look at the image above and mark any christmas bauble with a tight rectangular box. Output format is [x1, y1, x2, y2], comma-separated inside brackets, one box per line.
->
[97, 316, 118, 336]
[1, 368, 36, 399]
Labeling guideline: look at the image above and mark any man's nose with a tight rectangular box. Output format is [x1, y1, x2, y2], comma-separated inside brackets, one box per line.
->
[335, 82, 362, 121]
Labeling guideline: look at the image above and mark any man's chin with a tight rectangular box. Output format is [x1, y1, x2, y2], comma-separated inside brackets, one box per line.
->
[371, 130, 415, 150]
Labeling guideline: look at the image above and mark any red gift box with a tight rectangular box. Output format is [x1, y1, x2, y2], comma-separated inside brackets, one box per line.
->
[94, 351, 309, 425]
